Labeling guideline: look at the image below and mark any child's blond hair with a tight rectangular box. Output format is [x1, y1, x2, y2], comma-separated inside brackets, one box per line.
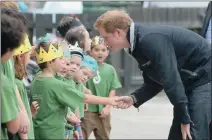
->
[94, 10, 132, 33]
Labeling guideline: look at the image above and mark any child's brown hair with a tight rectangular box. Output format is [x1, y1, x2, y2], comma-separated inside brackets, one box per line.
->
[65, 26, 86, 48]
[14, 55, 28, 80]
[94, 10, 132, 33]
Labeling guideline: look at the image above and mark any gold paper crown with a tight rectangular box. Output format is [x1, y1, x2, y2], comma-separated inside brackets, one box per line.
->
[14, 34, 32, 56]
[91, 36, 105, 48]
[35, 43, 63, 64]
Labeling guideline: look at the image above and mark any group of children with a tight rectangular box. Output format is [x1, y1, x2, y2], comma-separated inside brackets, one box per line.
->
[1, 1, 122, 140]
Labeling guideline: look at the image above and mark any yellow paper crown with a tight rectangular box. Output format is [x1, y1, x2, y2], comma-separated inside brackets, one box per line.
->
[35, 43, 63, 64]
[14, 34, 32, 56]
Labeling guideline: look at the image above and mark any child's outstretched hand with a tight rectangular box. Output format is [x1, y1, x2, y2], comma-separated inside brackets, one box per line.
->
[31, 101, 39, 117]
[109, 96, 119, 106]
[99, 106, 110, 118]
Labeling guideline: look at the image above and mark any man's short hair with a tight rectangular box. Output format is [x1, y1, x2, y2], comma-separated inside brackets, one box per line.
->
[94, 10, 132, 33]
[1, 8, 27, 56]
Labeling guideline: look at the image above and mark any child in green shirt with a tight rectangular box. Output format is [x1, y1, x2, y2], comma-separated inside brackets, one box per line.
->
[81, 36, 122, 139]
[1, 7, 27, 140]
[13, 33, 35, 139]
[31, 40, 117, 139]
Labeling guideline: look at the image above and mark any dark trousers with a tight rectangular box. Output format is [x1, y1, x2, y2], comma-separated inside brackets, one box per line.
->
[210, 122, 212, 140]
[168, 82, 211, 140]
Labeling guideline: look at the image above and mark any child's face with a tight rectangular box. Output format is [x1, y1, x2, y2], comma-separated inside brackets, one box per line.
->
[74, 67, 95, 83]
[50, 57, 65, 73]
[69, 55, 82, 74]
[82, 30, 92, 53]
[60, 57, 71, 76]
[90, 44, 109, 63]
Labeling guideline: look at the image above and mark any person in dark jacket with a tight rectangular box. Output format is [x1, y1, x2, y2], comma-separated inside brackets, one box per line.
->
[201, 2, 212, 140]
[94, 10, 211, 140]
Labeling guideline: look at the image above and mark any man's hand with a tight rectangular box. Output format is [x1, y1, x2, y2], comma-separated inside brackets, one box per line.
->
[115, 96, 134, 109]
[99, 106, 110, 118]
[19, 110, 30, 134]
[31, 101, 39, 117]
[181, 123, 192, 140]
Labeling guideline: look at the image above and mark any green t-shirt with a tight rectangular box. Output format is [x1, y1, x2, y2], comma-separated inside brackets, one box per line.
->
[15, 78, 35, 139]
[86, 63, 122, 112]
[1, 72, 19, 140]
[1, 58, 15, 85]
[30, 76, 85, 139]
[74, 83, 84, 117]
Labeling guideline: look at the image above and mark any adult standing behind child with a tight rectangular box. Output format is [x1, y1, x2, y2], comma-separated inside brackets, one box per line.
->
[81, 36, 122, 139]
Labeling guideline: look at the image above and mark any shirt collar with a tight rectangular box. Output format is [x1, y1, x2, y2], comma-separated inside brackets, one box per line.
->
[124, 22, 135, 54]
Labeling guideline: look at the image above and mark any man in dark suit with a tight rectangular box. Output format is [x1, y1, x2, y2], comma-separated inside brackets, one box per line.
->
[201, 2, 212, 140]
[94, 10, 211, 140]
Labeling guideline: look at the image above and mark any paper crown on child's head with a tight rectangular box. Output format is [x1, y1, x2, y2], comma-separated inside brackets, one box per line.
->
[62, 41, 84, 58]
[57, 15, 82, 37]
[68, 42, 84, 58]
[36, 33, 57, 45]
[18, 2, 28, 12]
[35, 42, 63, 64]
[81, 55, 98, 73]
[91, 36, 106, 49]
[14, 33, 32, 56]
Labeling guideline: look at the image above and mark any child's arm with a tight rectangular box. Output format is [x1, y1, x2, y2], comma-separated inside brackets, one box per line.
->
[83, 86, 92, 94]
[83, 86, 91, 111]
[6, 113, 20, 134]
[15, 86, 30, 134]
[83, 94, 117, 106]
[105, 89, 116, 109]
[99, 89, 116, 118]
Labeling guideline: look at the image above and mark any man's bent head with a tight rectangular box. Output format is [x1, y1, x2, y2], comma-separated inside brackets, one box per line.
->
[94, 10, 132, 52]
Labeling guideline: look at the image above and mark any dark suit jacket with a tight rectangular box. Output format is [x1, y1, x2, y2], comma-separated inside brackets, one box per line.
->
[201, 2, 212, 37]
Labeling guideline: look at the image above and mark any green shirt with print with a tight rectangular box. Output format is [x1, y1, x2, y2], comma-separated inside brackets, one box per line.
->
[30, 76, 85, 139]
[1, 72, 19, 140]
[15, 78, 35, 139]
[86, 63, 122, 112]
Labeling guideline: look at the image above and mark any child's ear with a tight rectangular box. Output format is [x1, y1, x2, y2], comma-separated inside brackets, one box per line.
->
[18, 54, 24, 61]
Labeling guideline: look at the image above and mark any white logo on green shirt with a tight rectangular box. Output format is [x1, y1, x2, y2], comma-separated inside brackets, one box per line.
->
[93, 70, 101, 84]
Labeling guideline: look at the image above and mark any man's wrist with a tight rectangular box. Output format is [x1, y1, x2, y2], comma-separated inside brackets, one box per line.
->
[129, 94, 137, 104]
[175, 103, 191, 124]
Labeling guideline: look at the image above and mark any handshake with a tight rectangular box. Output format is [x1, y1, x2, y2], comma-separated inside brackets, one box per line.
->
[109, 96, 135, 109]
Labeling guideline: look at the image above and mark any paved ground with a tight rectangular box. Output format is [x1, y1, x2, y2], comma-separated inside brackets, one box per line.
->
[89, 92, 174, 139]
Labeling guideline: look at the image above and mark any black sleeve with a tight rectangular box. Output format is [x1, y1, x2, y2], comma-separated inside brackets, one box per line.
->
[140, 33, 191, 124]
[131, 72, 163, 108]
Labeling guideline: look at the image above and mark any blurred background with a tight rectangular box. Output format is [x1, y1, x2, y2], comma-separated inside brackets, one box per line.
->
[23, 1, 210, 94]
